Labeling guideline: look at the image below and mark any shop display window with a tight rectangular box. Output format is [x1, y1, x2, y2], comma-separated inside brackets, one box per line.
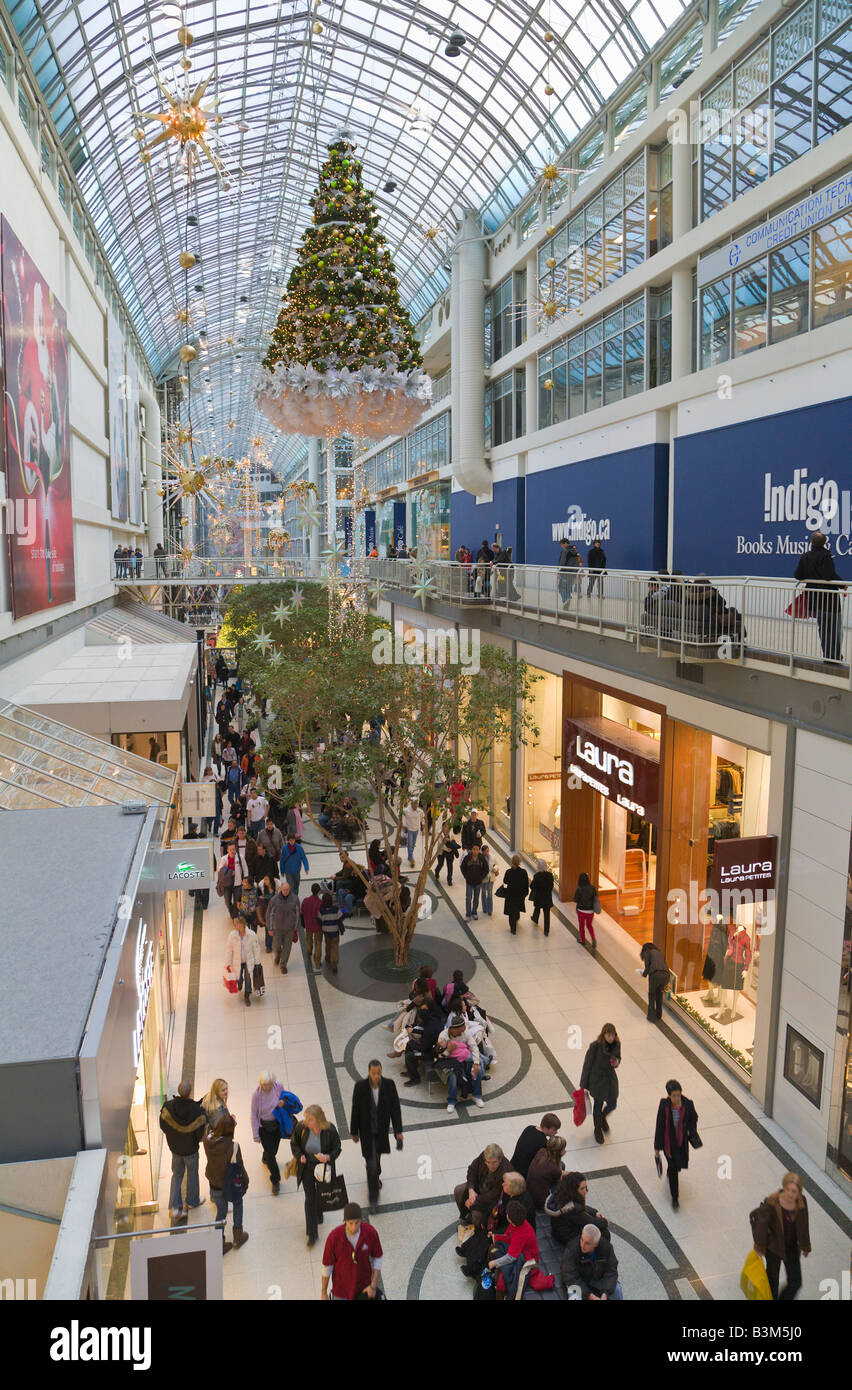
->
[522, 668, 562, 868]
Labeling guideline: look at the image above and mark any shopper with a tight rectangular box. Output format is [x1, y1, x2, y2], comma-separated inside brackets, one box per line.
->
[461, 808, 486, 851]
[402, 999, 444, 1087]
[401, 798, 424, 866]
[653, 1079, 700, 1210]
[793, 531, 843, 663]
[279, 835, 309, 895]
[224, 914, 261, 1007]
[247, 1070, 288, 1194]
[215, 843, 239, 917]
[159, 1081, 206, 1225]
[573, 872, 598, 948]
[250, 839, 277, 892]
[319, 890, 344, 973]
[479, 844, 498, 915]
[487, 1199, 541, 1297]
[587, 538, 607, 596]
[751, 1171, 811, 1301]
[436, 1014, 484, 1114]
[526, 1136, 567, 1209]
[509, 1114, 562, 1177]
[301, 882, 324, 971]
[529, 859, 555, 935]
[202, 1078, 230, 1133]
[580, 1023, 621, 1144]
[501, 854, 529, 935]
[545, 1171, 610, 1245]
[454, 1143, 510, 1221]
[557, 537, 582, 606]
[255, 874, 276, 951]
[257, 816, 284, 863]
[461, 843, 488, 919]
[561, 1224, 623, 1300]
[203, 1112, 249, 1253]
[290, 1104, 343, 1249]
[320, 1203, 383, 1300]
[267, 880, 300, 975]
[246, 786, 269, 836]
[349, 1061, 403, 1209]
[284, 802, 304, 841]
[433, 826, 460, 885]
[640, 940, 671, 1022]
[154, 541, 166, 577]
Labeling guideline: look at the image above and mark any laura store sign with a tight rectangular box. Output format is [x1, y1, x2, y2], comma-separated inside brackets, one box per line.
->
[565, 716, 660, 821]
[711, 835, 778, 894]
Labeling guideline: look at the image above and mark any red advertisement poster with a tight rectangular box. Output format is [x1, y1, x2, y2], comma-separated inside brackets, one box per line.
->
[1, 217, 76, 618]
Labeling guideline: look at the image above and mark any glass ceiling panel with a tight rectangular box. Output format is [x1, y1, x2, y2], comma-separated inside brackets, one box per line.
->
[10, 0, 693, 465]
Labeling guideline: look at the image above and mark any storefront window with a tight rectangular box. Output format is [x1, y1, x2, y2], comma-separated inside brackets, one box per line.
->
[492, 735, 512, 840]
[523, 669, 562, 868]
[834, 831, 852, 1179]
[411, 482, 450, 558]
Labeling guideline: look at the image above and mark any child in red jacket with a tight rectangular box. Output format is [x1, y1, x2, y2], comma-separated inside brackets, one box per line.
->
[488, 1200, 540, 1294]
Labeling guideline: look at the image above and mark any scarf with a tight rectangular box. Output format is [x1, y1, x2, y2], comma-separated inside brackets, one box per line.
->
[663, 1101, 686, 1159]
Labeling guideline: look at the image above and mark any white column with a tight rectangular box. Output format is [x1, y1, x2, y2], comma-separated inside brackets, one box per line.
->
[451, 211, 491, 498]
[138, 385, 164, 549]
[307, 436, 320, 562]
[670, 127, 694, 382]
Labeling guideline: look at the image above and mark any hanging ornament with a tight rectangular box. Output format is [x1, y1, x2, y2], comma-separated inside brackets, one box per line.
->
[178, 250, 197, 269]
[543, 379, 554, 390]
[134, 68, 225, 182]
[179, 344, 197, 361]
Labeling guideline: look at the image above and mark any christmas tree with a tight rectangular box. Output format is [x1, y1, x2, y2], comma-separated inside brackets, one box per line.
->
[255, 130, 432, 439]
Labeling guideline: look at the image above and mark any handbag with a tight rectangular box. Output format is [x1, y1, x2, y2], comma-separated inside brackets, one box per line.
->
[495, 884, 507, 898]
[688, 1131, 703, 1149]
[457, 1222, 475, 1246]
[316, 1171, 348, 1213]
[785, 588, 810, 619]
[252, 962, 265, 995]
[740, 1250, 772, 1301]
[223, 969, 239, 994]
[592, 895, 602, 914]
[225, 1144, 250, 1197]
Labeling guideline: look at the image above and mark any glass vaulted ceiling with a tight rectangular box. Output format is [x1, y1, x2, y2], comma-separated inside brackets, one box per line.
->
[7, 0, 692, 474]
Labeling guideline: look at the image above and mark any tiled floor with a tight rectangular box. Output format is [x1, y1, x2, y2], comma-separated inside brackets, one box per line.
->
[159, 813, 852, 1301]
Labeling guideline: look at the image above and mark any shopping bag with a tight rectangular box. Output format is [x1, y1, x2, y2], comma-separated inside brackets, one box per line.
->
[457, 1222, 475, 1246]
[785, 589, 810, 619]
[572, 1088, 587, 1126]
[223, 970, 239, 994]
[316, 1172, 349, 1213]
[252, 962, 265, 996]
[740, 1250, 772, 1301]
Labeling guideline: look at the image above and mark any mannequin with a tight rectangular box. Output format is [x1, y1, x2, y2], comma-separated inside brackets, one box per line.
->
[716, 921, 752, 1024]
[701, 915, 728, 1007]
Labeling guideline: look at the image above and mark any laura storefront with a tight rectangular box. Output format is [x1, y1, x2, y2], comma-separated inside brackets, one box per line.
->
[518, 652, 782, 1090]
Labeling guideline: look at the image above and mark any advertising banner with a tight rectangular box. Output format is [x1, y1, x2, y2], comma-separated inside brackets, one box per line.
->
[107, 311, 129, 521]
[0, 217, 76, 618]
[393, 500, 406, 549]
[126, 363, 142, 526]
[365, 508, 376, 554]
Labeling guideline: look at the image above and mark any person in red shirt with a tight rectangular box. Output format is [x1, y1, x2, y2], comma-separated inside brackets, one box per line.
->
[488, 1199, 540, 1296]
[320, 1203, 383, 1301]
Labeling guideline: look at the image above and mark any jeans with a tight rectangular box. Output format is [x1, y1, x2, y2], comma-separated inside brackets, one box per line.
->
[558, 571, 578, 604]
[587, 571, 603, 597]
[169, 1151, 200, 1214]
[259, 1120, 281, 1184]
[273, 930, 294, 967]
[238, 962, 252, 999]
[446, 1062, 482, 1104]
[592, 1097, 616, 1120]
[337, 887, 355, 915]
[765, 1245, 802, 1301]
[285, 871, 301, 895]
[465, 882, 481, 916]
[434, 853, 454, 884]
[480, 882, 493, 914]
[610, 1282, 624, 1300]
[406, 829, 418, 861]
[211, 1186, 243, 1233]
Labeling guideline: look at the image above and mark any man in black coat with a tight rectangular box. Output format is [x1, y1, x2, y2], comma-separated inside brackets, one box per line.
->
[794, 531, 843, 663]
[561, 1224, 622, 1300]
[640, 941, 671, 1022]
[460, 809, 486, 851]
[160, 1081, 206, 1225]
[350, 1061, 403, 1208]
[587, 538, 607, 596]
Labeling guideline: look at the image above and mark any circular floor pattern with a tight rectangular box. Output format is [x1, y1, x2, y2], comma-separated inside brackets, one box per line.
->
[316, 929, 475, 1001]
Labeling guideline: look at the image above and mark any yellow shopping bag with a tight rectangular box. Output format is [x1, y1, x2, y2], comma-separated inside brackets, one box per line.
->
[740, 1250, 772, 1300]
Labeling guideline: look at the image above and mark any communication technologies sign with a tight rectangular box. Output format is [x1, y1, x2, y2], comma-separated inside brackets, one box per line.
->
[697, 173, 852, 287]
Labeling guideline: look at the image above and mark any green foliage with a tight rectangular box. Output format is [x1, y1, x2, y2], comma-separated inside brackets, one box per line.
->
[262, 136, 422, 376]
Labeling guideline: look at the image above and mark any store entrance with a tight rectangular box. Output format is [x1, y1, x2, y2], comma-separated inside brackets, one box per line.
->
[597, 800, 657, 947]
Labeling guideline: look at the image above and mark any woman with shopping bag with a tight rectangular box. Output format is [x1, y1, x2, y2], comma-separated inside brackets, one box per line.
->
[289, 1104, 343, 1249]
[750, 1172, 811, 1300]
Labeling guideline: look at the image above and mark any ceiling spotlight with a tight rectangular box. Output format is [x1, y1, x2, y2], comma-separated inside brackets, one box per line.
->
[186, 214, 198, 226]
[445, 29, 467, 56]
[239, 294, 248, 303]
[383, 180, 397, 193]
[193, 283, 203, 292]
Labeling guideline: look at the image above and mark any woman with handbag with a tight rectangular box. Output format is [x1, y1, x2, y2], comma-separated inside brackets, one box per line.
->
[203, 1112, 249, 1252]
[530, 860, 555, 936]
[215, 845, 238, 918]
[653, 1079, 700, 1210]
[501, 855, 530, 935]
[251, 1070, 289, 1194]
[573, 872, 598, 949]
[290, 1104, 342, 1248]
[751, 1171, 811, 1300]
[580, 1023, 621, 1144]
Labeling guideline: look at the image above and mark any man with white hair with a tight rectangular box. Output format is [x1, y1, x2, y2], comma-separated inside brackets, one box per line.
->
[561, 1222, 623, 1300]
[250, 1070, 289, 1194]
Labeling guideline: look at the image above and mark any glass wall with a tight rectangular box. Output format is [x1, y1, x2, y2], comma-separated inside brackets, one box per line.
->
[411, 481, 450, 558]
[485, 271, 527, 365]
[537, 291, 666, 428]
[538, 156, 646, 311]
[699, 0, 852, 220]
[698, 197, 852, 367]
[407, 412, 451, 479]
[522, 669, 562, 869]
[485, 369, 525, 448]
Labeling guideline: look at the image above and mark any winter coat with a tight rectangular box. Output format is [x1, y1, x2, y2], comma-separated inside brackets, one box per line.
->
[203, 1126, 235, 1190]
[654, 1096, 699, 1170]
[525, 1148, 564, 1209]
[463, 1151, 512, 1217]
[257, 825, 284, 861]
[641, 943, 670, 984]
[159, 1095, 206, 1156]
[284, 806, 303, 840]
[502, 866, 529, 917]
[289, 1121, 342, 1188]
[558, 543, 581, 570]
[461, 818, 485, 850]
[544, 1193, 610, 1245]
[530, 869, 554, 907]
[795, 546, 841, 589]
[580, 1038, 621, 1109]
[561, 1232, 619, 1299]
[573, 880, 597, 911]
[587, 544, 607, 569]
[349, 1077, 403, 1160]
[752, 1191, 811, 1259]
[279, 841, 309, 877]
[267, 889, 300, 937]
[224, 926, 262, 978]
[461, 853, 489, 886]
[250, 847, 278, 886]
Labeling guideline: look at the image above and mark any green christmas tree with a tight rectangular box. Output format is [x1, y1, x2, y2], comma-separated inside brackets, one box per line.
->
[255, 131, 431, 439]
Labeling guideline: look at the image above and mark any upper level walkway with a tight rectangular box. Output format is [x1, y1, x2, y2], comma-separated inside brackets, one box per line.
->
[115, 556, 852, 688]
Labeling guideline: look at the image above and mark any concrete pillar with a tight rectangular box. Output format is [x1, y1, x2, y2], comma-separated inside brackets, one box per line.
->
[451, 211, 491, 498]
[671, 123, 693, 242]
[670, 127, 694, 384]
[307, 436, 320, 560]
[138, 385, 164, 549]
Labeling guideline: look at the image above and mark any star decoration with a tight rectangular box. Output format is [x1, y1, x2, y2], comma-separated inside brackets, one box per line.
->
[368, 580, 386, 602]
[289, 586, 305, 611]
[252, 627, 273, 652]
[412, 566, 436, 610]
[271, 600, 292, 624]
[322, 538, 346, 562]
[296, 504, 323, 533]
[268, 648, 283, 668]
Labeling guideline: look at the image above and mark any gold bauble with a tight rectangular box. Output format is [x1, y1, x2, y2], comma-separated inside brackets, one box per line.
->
[178, 250, 197, 269]
[178, 375, 189, 385]
[542, 300, 558, 318]
[181, 58, 192, 70]
[424, 226, 439, 240]
[180, 516, 190, 527]
[543, 379, 554, 390]
[226, 418, 236, 429]
[133, 127, 145, 140]
[177, 26, 194, 47]
[546, 256, 556, 269]
[544, 30, 556, 42]
[179, 344, 197, 362]
[313, 20, 323, 33]
[543, 162, 559, 183]
[175, 308, 190, 324]
[140, 151, 151, 164]
[546, 224, 556, 235]
[544, 84, 555, 96]
[157, 487, 165, 497]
